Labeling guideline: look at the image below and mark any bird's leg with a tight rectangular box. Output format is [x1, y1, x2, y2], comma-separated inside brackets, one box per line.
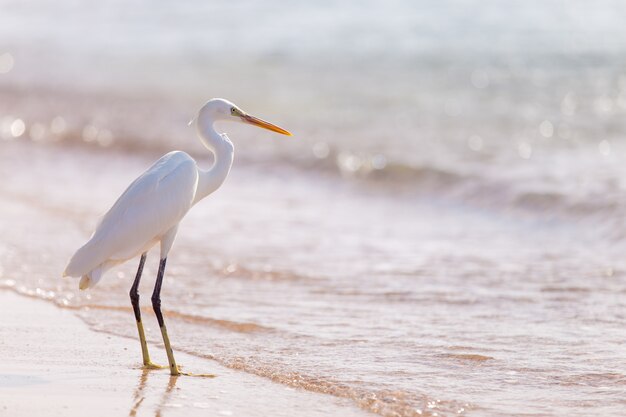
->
[130, 253, 164, 369]
[148, 257, 216, 378]
[151, 258, 180, 376]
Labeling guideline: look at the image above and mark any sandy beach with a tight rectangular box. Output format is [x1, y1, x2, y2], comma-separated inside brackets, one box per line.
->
[4, 2, 626, 416]
[0, 290, 371, 417]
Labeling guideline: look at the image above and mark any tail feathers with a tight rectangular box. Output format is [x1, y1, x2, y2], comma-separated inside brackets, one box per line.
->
[79, 275, 91, 290]
[64, 239, 105, 278]
[78, 265, 107, 290]
[64, 237, 117, 290]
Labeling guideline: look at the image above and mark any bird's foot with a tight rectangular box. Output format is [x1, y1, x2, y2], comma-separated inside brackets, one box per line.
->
[173, 365, 216, 378]
[143, 361, 167, 370]
[179, 371, 217, 378]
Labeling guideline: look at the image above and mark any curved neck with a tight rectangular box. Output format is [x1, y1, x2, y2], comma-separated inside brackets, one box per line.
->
[193, 119, 234, 205]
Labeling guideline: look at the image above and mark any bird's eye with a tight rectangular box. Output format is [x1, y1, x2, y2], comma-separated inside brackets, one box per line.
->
[231, 108, 236, 114]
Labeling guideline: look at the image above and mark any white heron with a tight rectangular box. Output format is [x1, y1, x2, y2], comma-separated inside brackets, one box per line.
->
[63, 98, 292, 376]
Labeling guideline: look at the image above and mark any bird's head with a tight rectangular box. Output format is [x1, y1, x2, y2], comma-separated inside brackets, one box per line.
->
[194, 98, 292, 136]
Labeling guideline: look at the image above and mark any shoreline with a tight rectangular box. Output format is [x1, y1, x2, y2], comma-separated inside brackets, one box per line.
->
[0, 290, 371, 417]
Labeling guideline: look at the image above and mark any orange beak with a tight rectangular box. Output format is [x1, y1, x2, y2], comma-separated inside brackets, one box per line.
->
[241, 113, 292, 136]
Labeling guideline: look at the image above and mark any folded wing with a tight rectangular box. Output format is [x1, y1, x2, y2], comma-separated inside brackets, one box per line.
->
[64, 151, 199, 278]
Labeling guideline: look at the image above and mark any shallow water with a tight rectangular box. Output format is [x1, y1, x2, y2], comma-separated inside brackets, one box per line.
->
[2, 1, 626, 416]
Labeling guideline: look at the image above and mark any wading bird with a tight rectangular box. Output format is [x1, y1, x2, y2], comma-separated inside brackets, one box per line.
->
[63, 99, 292, 376]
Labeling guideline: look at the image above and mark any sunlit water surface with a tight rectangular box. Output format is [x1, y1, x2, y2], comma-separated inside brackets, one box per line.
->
[2, 1, 626, 416]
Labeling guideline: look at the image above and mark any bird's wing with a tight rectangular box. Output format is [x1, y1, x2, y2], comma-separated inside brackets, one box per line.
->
[64, 151, 199, 277]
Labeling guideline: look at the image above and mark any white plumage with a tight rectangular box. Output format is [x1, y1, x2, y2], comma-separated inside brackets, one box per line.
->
[63, 98, 291, 290]
[64, 151, 198, 288]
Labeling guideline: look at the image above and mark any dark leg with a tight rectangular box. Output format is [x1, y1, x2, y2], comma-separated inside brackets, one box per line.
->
[130, 253, 147, 322]
[151, 258, 180, 376]
[129, 253, 162, 368]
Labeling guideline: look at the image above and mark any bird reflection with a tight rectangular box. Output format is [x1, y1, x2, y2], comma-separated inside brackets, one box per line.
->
[129, 369, 150, 417]
[129, 369, 179, 417]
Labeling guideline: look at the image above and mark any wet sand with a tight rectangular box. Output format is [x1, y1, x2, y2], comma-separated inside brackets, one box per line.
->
[0, 291, 371, 417]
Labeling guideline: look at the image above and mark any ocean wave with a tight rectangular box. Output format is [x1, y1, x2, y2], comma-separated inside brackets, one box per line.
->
[0, 283, 272, 333]
[31, 131, 626, 229]
[312, 150, 626, 229]
[4, 90, 625, 235]
[191, 351, 471, 417]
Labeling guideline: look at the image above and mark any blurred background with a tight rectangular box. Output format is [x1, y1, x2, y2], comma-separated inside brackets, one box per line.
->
[3, 1, 626, 219]
[2, 1, 626, 416]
